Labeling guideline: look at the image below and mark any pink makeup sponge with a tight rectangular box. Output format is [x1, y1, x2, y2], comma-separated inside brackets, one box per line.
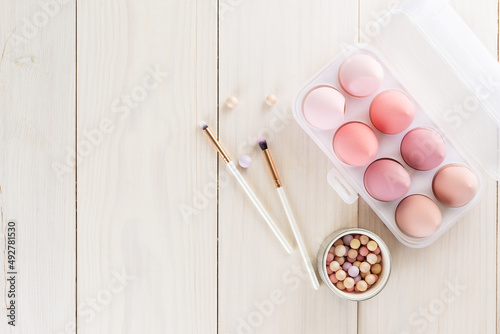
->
[364, 159, 411, 201]
[333, 122, 379, 166]
[303, 86, 345, 130]
[401, 127, 446, 171]
[370, 90, 415, 135]
[338, 54, 384, 97]
[432, 164, 478, 207]
[395, 195, 442, 238]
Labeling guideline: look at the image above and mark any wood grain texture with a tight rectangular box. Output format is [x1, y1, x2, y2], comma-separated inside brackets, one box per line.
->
[218, 1, 359, 333]
[77, 0, 217, 333]
[358, 1, 498, 334]
[0, 0, 76, 333]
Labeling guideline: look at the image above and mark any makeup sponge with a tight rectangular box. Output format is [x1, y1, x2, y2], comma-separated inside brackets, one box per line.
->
[338, 54, 384, 97]
[401, 127, 446, 171]
[432, 164, 478, 207]
[370, 90, 415, 135]
[303, 86, 345, 130]
[395, 195, 442, 238]
[333, 122, 379, 166]
[364, 159, 411, 201]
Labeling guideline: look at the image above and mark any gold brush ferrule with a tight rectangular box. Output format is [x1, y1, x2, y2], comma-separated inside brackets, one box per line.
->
[262, 149, 282, 188]
[203, 127, 231, 163]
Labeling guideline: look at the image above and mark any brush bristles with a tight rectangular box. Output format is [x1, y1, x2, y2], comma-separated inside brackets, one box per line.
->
[199, 121, 208, 130]
[257, 137, 268, 150]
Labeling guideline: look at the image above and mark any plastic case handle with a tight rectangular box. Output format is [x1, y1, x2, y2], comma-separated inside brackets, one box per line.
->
[327, 168, 358, 204]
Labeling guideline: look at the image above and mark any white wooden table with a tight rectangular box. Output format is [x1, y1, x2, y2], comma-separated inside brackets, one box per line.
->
[0, 0, 497, 333]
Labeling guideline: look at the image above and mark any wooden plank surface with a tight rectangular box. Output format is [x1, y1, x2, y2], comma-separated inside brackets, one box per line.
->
[0, 0, 76, 332]
[76, 0, 217, 333]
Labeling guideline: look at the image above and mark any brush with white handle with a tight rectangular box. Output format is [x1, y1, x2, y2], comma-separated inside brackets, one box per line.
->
[200, 122, 293, 254]
[258, 137, 319, 290]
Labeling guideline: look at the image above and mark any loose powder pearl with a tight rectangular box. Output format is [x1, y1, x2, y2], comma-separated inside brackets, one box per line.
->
[356, 280, 368, 292]
[225, 96, 238, 109]
[336, 281, 345, 290]
[326, 253, 334, 263]
[329, 261, 340, 272]
[360, 262, 371, 274]
[366, 253, 377, 265]
[334, 239, 344, 247]
[343, 235, 354, 245]
[353, 261, 361, 268]
[335, 257, 345, 265]
[371, 264, 382, 275]
[360, 235, 369, 245]
[347, 249, 358, 259]
[336, 270, 347, 281]
[238, 155, 252, 168]
[356, 255, 365, 261]
[365, 274, 377, 285]
[348, 265, 360, 278]
[344, 277, 355, 289]
[367, 241, 378, 252]
[335, 245, 346, 257]
[350, 239, 361, 250]
[342, 262, 352, 271]
[265, 94, 277, 106]
[359, 246, 369, 257]
[329, 274, 338, 284]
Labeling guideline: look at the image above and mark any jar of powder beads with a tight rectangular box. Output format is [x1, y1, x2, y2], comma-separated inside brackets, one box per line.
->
[317, 228, 392, 301]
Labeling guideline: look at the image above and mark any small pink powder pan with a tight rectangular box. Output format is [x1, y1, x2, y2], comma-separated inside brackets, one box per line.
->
[395, 195, 442, 238]
[370, 90, 415, 135]
[401, 127, 446, 171]
[338, 54, 384, 97]
[432, 164, 478, 207]
[302, 86, 346, 130]
[333, 122, 379, 166]
[364, 159, 411, 202]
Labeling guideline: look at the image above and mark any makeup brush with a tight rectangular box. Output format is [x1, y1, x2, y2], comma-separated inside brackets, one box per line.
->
[258, 137, 319, 290]
[200, 122, 293, 254]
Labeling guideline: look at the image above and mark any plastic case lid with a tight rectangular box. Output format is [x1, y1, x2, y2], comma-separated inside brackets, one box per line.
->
[370, 0, 500, 180]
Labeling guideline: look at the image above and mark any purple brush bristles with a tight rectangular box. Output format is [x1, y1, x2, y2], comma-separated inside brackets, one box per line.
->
[257, 137, 268, 150]
[199, 121, 208, 130]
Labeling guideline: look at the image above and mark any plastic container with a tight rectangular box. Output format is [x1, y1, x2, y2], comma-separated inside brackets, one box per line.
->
[293, 0, 500, 248]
